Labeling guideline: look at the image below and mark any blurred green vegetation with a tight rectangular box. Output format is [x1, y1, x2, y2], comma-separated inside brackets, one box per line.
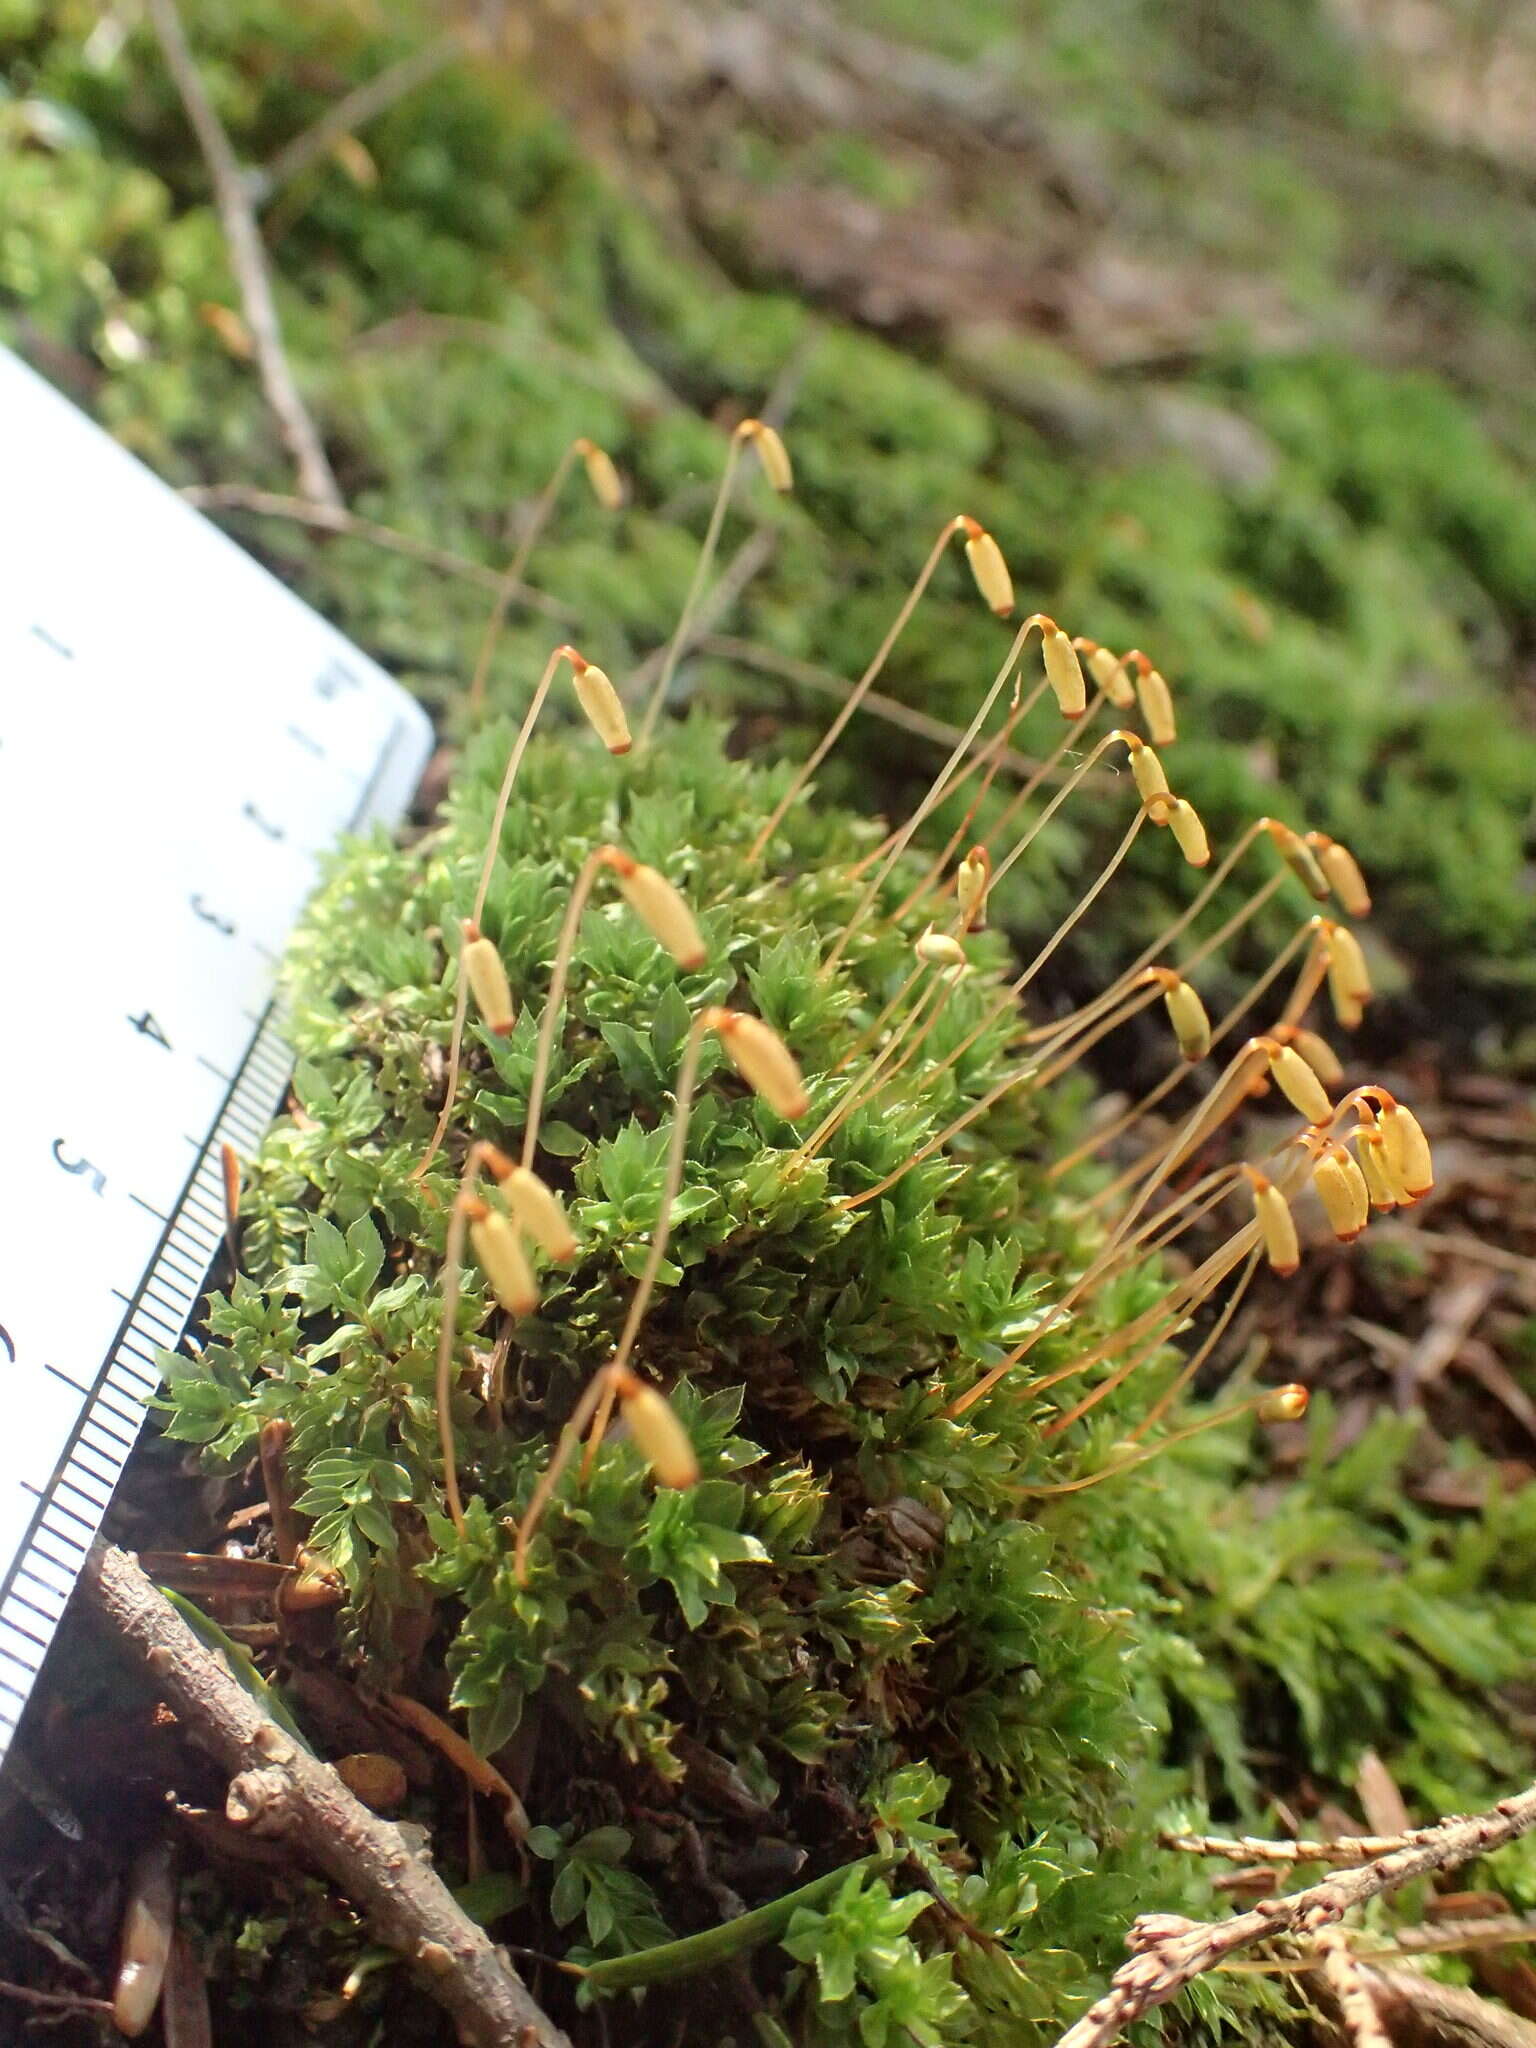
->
[3, 0, 1535, 1045]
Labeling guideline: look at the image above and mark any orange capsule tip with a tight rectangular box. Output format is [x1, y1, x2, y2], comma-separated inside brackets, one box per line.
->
[1258, 1384, 1309, 1424]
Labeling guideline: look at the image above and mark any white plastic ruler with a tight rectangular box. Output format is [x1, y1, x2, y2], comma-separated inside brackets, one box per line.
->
[0, 349, 431, 1763]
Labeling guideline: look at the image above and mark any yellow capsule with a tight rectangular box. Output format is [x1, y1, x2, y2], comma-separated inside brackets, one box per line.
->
[1257, 1383, 1309, 1424]
[1311, 1145, 1369, 1242]
[462, 924, 515, 1037]
[1164, 797, 1210, 868]
[1311, 834, 1371, 919]
[1326, 924, 1371, 1004]
[467, 1204, 539, 1318]
[504, 1166, 577, 1264]
[1250, 1177, 1300, 1277]
[961, 524, 1014, 617]
[1327, 959, 1364, 1033]
[740, 418, 793, 493]
[1130, 738, 1171, 807]
[1135, 666, 1177, 746]
[1162, 977, 1211, 1061]
[574, 437, 625, 512]
[1266, 821, 1331, 901]
[916, 928, 966, 968]
[1287, 1026, 1345, 1091]
[1042, 625, 1087, 718]
[957, 845, 990, 930]
[477, 1141, 516, 1183]
[708, 1009, 810, 1120]
[1086, 643, 1137, 709]
[1268, 1042, 1332, 1125]
[570, 659, 632, 756]
[602, 850, 707, 970]
[1357, 1125, 1400, 1212]
[1381, 1102, 1433, 1202]
[112, 1840, 175, 2039]
[612, 1369, 699, 1489]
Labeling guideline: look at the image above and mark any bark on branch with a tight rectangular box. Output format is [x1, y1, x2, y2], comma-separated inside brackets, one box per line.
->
[80, 1542, 570, 2048]
[1055, 1782, 1536, 2048]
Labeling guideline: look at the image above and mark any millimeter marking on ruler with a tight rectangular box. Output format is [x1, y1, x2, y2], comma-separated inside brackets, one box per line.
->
[0, 347, 431, 1766]
[0, 1005, 294, 1670]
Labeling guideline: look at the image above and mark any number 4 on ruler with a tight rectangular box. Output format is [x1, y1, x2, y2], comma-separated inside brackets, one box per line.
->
[127, 1010, 171, 1051]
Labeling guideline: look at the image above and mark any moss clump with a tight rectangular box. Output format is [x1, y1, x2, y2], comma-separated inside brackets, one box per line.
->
[155, 705, 1536, 2044]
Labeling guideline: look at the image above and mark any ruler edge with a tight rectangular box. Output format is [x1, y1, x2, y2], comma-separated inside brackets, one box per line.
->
[0, 700, 432, 1764]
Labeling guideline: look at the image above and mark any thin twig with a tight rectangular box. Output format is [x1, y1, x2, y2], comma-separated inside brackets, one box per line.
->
[627, 528, 780, 700]
[80, 1542, 570, 2048]
[1315, 1925, 1391, 2048]
[178, 485, 578, 623]
[1163, 1827, 1442, 1866]
[1057, 1781, 1536, 2048]
[1366, 1969, 1536, 2048]
[0, 1978, 114, 2017]
[254, 35, 460, 202]
[1222, 1914, 1536, 1971]
[145, 0, 342, 509]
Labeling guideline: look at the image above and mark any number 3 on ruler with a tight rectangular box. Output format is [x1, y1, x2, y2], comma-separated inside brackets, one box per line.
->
[52, 1141, 105, 1194]
[190, 893, 235, 937]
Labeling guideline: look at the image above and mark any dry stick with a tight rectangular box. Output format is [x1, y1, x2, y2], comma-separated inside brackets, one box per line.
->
[1313, 1925, 1392, 2048]
[749, 518, 975, 864]
[145, 0, 341, 510]
[347, 311, 666, 406]
[1163, 1827, 1449, 1866]
[465, 443, 582, 721]
[627, 527, 779, 709]
[0, 1981, 114, 2018]
[637, 437, 746, 749]
[179, 485, 577, 622]
[416, 646, 573, 1178]
[1224, 1917, 1536, 1969]
[80, 1542, 571, 2048]
[1048, 1779, 1536, 2048]
[254, 35, 461, 201]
